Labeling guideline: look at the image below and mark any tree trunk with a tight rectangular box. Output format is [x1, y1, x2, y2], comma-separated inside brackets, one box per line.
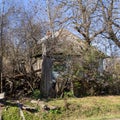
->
[40, 56, 53, 98]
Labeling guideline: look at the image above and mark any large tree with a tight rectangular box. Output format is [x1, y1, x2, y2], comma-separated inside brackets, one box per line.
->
[100, 0, 120, 48]
[62, 0, 105, 45]
[0, 0, 15, 92]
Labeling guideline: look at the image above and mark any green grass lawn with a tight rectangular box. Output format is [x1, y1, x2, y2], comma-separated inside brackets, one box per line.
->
[2, 96, 120, 120]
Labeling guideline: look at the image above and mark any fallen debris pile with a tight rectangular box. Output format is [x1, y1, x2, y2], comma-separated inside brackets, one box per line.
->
[3, 72, 41, 98]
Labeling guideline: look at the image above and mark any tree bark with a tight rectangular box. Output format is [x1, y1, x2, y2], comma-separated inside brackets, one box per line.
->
[40, 56, 53, 98]
[0, 0, 5, 93]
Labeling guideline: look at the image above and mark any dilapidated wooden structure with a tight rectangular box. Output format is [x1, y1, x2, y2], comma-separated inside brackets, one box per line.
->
[34, 29, 106, 98]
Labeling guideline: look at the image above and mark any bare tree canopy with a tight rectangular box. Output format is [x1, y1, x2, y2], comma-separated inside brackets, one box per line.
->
[0, 0, 119, 99]
[100, 0, 120, 48]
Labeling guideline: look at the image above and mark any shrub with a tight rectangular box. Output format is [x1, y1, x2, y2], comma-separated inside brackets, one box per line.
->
[32, 89, 41, 99]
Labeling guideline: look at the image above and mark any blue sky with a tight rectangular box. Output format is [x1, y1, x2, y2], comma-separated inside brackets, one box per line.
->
[0, 0, 119, 56]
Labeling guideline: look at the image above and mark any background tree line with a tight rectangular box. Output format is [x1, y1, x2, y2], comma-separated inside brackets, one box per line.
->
[0, 0, 119, 98]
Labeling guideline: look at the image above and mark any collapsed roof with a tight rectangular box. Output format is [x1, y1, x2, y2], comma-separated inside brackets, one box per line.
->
[34, 29, 105, 58]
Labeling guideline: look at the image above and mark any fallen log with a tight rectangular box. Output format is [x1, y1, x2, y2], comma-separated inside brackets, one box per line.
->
[22, 105, 38, 112]
[31, 100, 60, 112]
[43, 105, 60, 111]
[16, 101, 38, 113]
[4, 100, 38, 113]
[17, 101, 26, 120]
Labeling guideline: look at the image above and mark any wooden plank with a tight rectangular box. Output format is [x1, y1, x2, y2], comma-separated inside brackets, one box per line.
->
[0, 92, 5, 99]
